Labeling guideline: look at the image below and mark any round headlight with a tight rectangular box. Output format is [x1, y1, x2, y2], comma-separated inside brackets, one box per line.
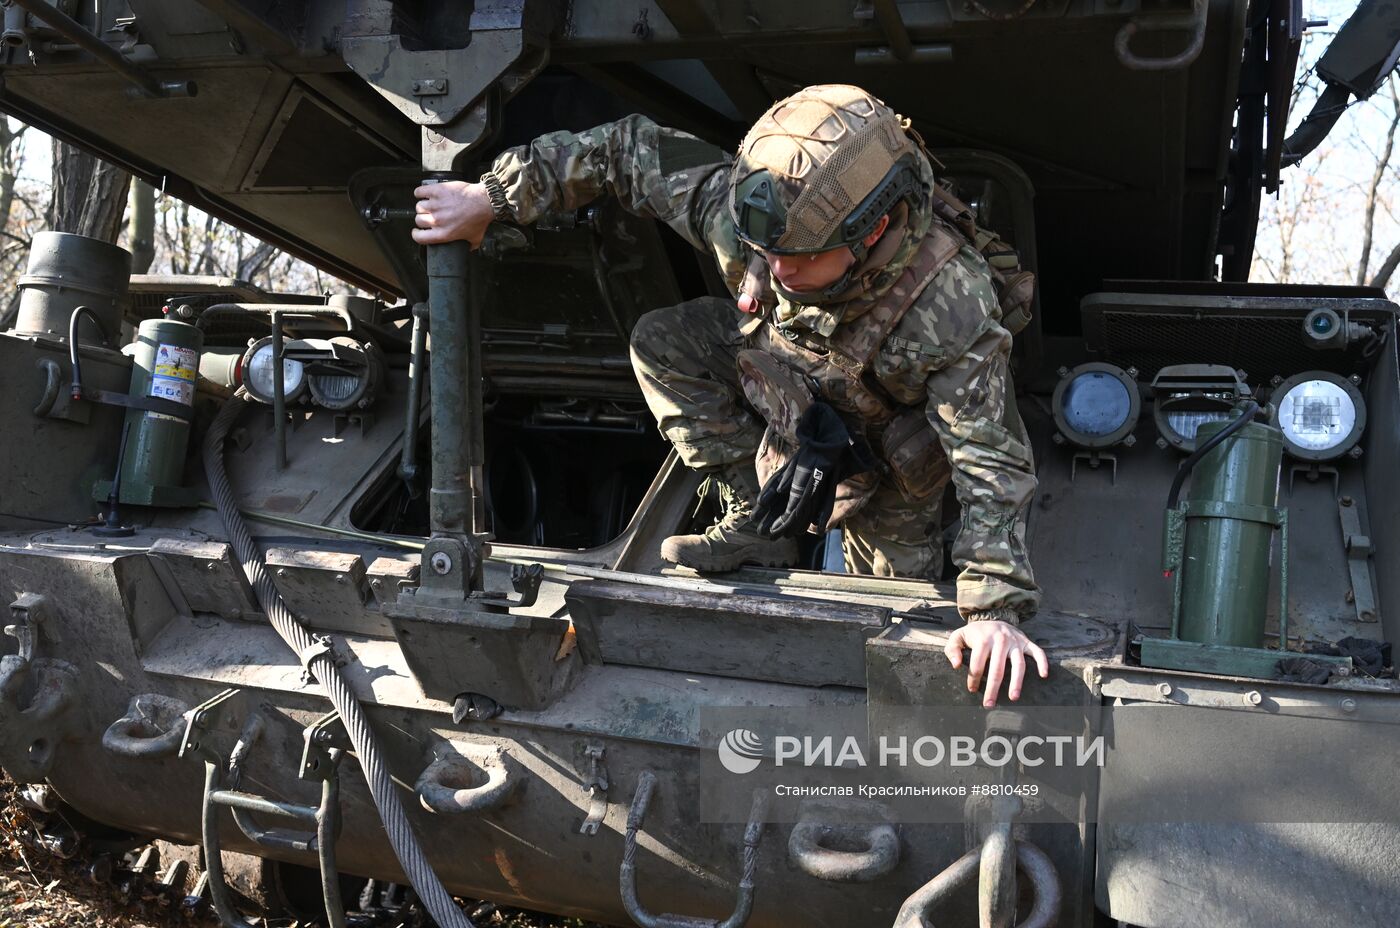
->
[1051, 363, 1140, 449]
[1270, 371, 1365, 461]
[241, 336, 307, 404]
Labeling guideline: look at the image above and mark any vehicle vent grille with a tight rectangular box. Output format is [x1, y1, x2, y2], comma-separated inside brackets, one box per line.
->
[1082, 296, 1392, 381]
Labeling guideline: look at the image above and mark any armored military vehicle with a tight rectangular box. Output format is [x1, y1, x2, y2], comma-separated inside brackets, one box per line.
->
[0, 1, 1398, 926]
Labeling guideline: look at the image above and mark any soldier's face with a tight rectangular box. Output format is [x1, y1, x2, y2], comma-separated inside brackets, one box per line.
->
[763, 246, 857, 293]
[758, 213, 891, 294]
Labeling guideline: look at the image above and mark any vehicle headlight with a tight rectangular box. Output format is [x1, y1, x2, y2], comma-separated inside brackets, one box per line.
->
[241, 336, 307, 404]
[1270, 371, 1365, 461]
[1051, 363, 1140, 449]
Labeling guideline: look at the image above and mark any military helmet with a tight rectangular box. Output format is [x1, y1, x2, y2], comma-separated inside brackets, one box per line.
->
[730, 84, 923, 257]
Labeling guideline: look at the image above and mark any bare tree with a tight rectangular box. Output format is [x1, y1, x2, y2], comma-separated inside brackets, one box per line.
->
[0, 118, 358, 306]
[1253, 151, 1334, 285]
[0, 119, 31, 327]
[1369, 244, 1400, 289]
[1356, 78, 1400, 285]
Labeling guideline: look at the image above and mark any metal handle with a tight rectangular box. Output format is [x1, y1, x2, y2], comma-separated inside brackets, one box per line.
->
[416, 744, 517, 814]
[893, 838, 1060, 928]
[787, 820, 900, 883]
[33, 358, 60, 417]
[621, 770, 768, 928]
[102, 694, 190, 759]
[1115, 0, 1207, 71]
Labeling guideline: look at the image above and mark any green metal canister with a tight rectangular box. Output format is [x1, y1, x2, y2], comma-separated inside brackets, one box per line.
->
[116, 318, 203, 506]
[1176, 418, 1284, 648]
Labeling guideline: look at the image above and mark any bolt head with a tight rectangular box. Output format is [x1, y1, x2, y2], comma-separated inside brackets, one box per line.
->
[1341, 697, 1358, 713]
[276, 568, 287, 578]
[430, 552, 453, 575]
[1245, 690, 1263, 706]
[1157, 682, 1173, 697]
[1122, 434, 1137, 447]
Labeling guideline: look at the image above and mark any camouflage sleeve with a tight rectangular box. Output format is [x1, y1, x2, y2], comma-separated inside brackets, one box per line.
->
[921, 282, 1040, 623]
[484, 115, 747, 292]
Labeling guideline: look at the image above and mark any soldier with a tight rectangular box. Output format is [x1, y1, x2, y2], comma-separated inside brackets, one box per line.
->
[413, 84, 1048, 706]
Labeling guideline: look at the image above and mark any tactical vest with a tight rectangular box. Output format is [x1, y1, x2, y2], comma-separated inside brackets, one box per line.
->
[735, 200, 1030, 525]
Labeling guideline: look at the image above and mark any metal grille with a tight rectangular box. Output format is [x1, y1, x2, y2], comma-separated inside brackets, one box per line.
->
[310, 374, 358, 403]
[1094, 310, 1374, 381]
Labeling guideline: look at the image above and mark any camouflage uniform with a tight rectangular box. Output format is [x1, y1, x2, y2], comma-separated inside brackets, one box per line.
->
[483, 114, 1039, 623]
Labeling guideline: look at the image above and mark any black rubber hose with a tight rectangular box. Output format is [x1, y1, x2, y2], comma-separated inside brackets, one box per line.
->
[203, 391, 476, 928]
[1166, 400, 1261, 511]
[68, 305, 108, 399]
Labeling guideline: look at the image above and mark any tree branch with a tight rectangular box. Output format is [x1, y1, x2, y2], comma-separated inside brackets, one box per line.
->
[1369, 241, 1400, 291]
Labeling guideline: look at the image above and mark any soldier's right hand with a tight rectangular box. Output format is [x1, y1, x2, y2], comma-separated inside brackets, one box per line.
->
[412, 181, 495, 247]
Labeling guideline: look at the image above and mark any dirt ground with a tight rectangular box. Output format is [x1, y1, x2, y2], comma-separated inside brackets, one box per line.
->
[0, 775, 609, 928]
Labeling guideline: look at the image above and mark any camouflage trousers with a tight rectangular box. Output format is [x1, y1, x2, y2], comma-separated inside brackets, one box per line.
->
[630, 296, 950, 579]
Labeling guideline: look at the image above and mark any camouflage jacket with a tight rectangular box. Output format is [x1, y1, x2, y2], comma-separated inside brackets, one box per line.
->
[484, 115, 1040, 621]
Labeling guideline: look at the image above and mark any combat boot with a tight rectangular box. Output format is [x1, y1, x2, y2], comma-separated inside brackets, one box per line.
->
[661, 461, 800, 572]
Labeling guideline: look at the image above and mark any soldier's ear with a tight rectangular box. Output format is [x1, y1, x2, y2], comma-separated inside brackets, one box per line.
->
[862, 213, 891, 248]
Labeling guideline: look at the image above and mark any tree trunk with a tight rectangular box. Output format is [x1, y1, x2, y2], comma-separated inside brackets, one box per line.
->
[47, 138, 131, 242]
[0, 118, 27, 329]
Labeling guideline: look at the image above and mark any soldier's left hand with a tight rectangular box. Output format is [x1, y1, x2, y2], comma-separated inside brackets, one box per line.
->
[943, 621, 1049, 708]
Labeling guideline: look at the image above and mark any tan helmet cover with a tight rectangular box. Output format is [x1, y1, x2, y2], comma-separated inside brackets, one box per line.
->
[731, 84, 918, 253]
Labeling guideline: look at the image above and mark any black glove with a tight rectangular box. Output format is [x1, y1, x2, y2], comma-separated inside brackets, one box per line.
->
[754, 402, 870, 539]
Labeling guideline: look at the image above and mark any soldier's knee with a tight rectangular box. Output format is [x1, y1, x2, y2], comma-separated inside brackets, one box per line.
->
[629, 306, 674, 360]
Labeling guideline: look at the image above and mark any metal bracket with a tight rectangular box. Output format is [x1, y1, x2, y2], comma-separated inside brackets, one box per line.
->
[6, 593, 52, 663]
[179, 688, 248, 759]
[75, 384, 194, 421]
[300, 711, 351, 782]
[340, 1, 552, 171]
[1070, 450, 1117, 484]
[579, 742, 609, 836]
[472, 562, 545, 610]
[1287, 461, 1339, 496]
[1338, 495, 1379, 623]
